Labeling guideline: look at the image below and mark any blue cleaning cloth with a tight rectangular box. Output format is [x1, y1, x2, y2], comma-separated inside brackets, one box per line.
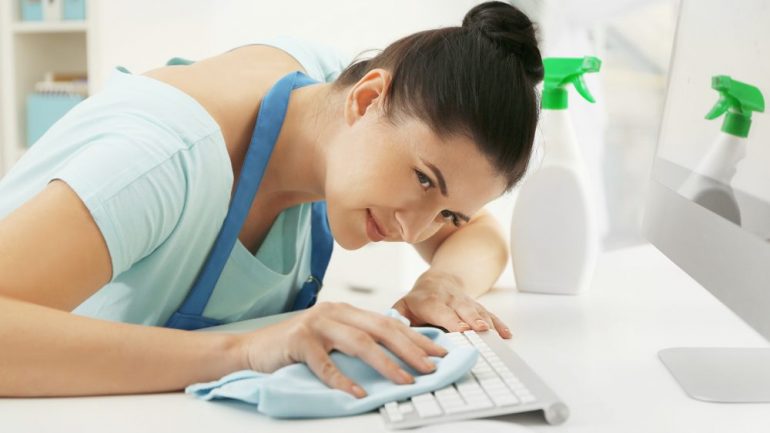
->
[186, 310, 479, 418]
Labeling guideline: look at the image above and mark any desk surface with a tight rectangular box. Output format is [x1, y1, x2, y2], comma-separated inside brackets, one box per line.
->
[2, 243, 769, 432]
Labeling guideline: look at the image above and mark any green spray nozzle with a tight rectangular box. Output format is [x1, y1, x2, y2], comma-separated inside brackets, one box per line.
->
[542, 56, 602, 110]
[705, 75, 765, 138]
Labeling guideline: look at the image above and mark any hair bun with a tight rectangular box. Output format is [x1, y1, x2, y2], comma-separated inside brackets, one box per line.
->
[462, 1, 544, 83]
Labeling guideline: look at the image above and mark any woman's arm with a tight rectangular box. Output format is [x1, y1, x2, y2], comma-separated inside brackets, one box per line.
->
[0, 295, 243, 396]
[0, 181, 444, 397]
[0, 180, 243, 396]
[413, 208, 509, 298]
[394, 209, 513, 338]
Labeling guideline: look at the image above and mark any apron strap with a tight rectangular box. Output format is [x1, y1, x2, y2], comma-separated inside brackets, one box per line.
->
[165, 71, 329, 331]
[291, 201, 334, 311]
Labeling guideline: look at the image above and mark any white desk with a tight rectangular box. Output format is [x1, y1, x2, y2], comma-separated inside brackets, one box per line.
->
[2, 244, 769, 432]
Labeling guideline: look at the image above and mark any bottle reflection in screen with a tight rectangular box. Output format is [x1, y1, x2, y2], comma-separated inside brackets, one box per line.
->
[679, 75, 764, 227]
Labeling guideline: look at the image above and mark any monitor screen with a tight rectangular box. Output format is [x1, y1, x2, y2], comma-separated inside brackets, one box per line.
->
[652, 0, 769, 241]
[644, 0, 770, 341]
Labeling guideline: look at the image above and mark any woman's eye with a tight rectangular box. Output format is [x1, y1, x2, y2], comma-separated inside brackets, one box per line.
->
[416, 170, 461, 227]
[441, 209, 461, 227]
[415, 170, 433, 188]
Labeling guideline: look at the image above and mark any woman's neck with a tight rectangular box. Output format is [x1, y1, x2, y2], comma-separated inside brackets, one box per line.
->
[233, 82, 342, 211]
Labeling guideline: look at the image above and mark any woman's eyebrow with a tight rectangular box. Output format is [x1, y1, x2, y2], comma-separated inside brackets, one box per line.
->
[422, 158, 471, 223]
[423, 159, 448, 197]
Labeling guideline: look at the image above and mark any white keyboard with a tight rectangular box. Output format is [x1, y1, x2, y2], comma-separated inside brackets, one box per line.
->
[380, 330, 569, 429]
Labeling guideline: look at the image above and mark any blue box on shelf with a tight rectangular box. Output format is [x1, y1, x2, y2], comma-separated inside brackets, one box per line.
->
[63, 0, 86, 20]
[26, 93, 85, 147]
[20, 0, 43, 21]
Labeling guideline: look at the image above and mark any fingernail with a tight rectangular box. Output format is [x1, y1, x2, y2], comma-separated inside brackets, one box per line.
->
[433, 344, 448, 356]
[398, 368, 414, 384]
[423, 357, 436, 371]
[475, 319, 489, 330]
[458, 321, 470, 330]
[351, 385, 367, 398]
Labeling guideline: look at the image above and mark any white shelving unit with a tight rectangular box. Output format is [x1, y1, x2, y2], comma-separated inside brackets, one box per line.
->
[0, 1, 93, 176]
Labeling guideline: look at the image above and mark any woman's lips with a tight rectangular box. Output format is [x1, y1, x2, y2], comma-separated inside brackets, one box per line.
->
[366, 209, 386, 242]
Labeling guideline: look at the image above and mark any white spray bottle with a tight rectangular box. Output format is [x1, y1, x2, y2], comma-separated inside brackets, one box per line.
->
[678, 75, 765, 225]
[510, 56, 601, 295]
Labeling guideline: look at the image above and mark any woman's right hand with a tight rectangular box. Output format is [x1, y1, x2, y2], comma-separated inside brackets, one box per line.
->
[236, 302, 448, 398]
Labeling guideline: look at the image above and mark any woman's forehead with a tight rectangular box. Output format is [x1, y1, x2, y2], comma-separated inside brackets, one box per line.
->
[401, 119, 506, 198]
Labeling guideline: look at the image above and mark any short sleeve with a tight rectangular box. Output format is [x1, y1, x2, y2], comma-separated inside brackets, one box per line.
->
[51, 135, 188, 280]
[252, 36, 351, 83]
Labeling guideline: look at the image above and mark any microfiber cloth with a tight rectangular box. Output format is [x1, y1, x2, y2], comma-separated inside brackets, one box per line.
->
[185, 310, 479, 418]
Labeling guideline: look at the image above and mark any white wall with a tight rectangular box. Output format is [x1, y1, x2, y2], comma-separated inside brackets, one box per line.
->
[89, 0, 484, 90]
[88, 0, 215, 91]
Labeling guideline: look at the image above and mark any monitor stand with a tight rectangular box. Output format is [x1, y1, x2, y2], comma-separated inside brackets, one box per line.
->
[659, 347, 770, 402]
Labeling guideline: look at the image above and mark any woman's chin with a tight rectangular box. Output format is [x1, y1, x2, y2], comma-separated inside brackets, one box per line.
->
[326, 212, 371, 251]
[333, 234, 369, 251]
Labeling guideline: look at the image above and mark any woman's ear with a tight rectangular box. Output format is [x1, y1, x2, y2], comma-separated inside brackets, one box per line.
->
[344, 68, 392, 126]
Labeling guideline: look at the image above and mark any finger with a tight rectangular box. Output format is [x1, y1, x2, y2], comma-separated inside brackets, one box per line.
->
[381, 311, 449, 357]
[413, 301, 471, 333]
[478, 308, 496, 332]
[373, 317, 445, 372]
[335, 306, 445, 372]
[453, 301, 491, 332]
[489, 311, 513, 339]
[397, 320, 449, 358]
[323, 321, 416, 386]
[336, 303, 447, 358]
[302, 338, 367, 398]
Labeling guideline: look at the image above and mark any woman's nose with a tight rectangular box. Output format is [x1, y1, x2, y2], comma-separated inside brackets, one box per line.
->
[395, 209, 439, 243]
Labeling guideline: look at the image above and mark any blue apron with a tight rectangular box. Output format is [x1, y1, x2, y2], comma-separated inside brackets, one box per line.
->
[164, 71, 334, 331]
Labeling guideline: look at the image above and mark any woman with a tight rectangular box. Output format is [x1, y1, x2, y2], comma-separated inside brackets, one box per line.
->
[0, 1, 543, 398]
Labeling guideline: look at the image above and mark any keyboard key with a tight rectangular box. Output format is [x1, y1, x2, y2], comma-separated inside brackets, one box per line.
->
[412, 393, 443, 418]
[493, 393, 521, 406]
[517, 392, 537, 404]
[382, 330, 557, 428]
[434, 386, 464, 411]
[511, 382, 531, 394]
[492, 368, 515, 380]
[384, 402, 403, 422]
[471, 359, 495, 377]
[457, 380, 483, 394]
[444, 404, 476, 414]
[472, 370, 498, 381]
[489, 359, 507, 369]
[480, 348, 496, 357]
[458, 388, 494, 410]
[398, 402, 414, 414]
[484, 385, 520, 407]
[465, 394, 494, 411]
[456, 373, 475, 385]
[479, 377, 507, 391]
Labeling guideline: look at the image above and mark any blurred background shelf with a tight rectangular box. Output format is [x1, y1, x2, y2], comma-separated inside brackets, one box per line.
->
[12, 20, 86, 33]
[1, 0, 91, 174]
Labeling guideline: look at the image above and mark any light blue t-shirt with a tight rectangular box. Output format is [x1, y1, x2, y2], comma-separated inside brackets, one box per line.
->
[0, 36, 350, 326]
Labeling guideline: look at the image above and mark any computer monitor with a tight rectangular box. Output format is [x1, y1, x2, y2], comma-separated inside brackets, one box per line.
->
[642, 0, 770, 402]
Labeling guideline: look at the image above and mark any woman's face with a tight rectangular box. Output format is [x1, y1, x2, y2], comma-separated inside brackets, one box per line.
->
[324, 71, 507, 250]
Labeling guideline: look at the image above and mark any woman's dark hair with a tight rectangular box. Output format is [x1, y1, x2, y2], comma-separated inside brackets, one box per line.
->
[333, 1, 543, 191]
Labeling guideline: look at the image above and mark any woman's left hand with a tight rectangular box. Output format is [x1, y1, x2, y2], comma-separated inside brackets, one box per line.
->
[391, 272, 513, 339]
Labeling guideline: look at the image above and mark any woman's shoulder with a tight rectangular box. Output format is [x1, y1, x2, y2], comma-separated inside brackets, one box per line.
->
[230, 35, 351, 83]
[141, 36, 349, 102]
[139, 36, 350, 167]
